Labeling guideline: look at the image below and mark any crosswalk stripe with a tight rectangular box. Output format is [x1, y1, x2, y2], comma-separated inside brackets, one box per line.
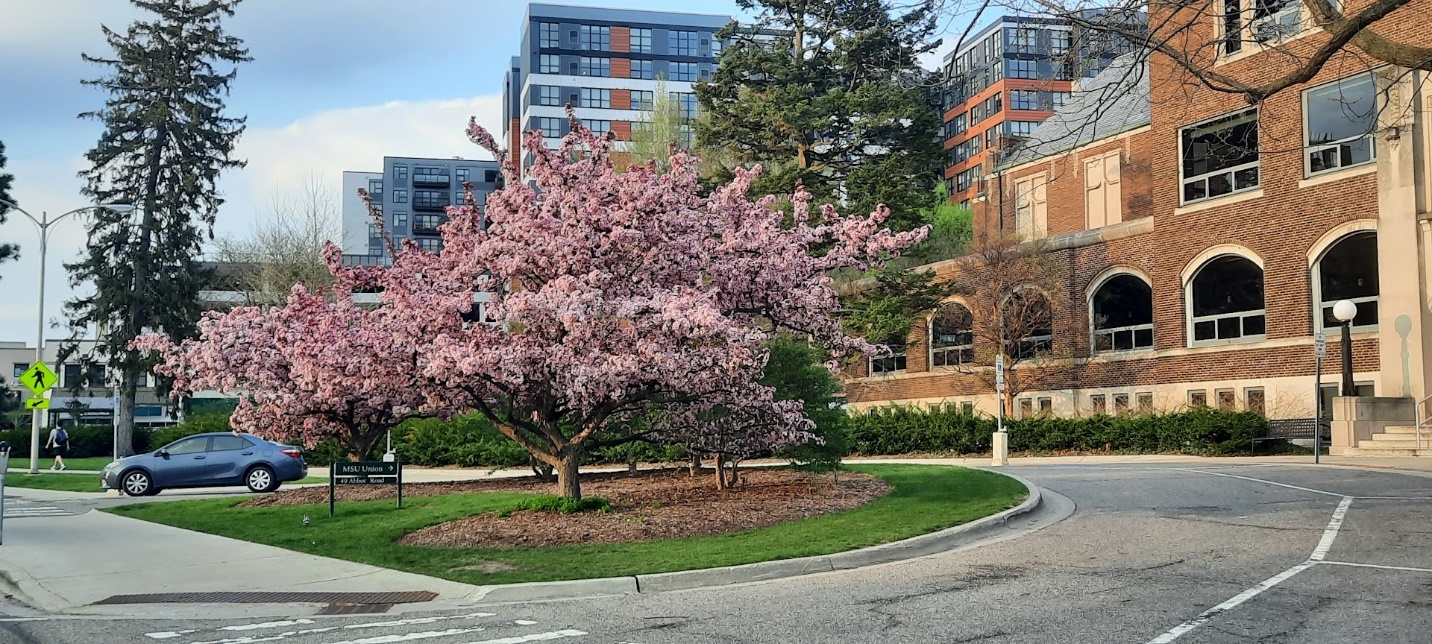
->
[177, 612, 504, 644]
[332, 627, 488, 644]
[463, 630, 587, 644]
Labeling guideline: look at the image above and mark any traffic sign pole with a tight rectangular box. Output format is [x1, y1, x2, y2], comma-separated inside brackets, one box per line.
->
[19, 362, 58, 475]
[1314, 333, 1326, 464]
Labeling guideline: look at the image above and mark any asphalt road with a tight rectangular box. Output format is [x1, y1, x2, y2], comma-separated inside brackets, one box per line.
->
[4, 463, 1432, 644]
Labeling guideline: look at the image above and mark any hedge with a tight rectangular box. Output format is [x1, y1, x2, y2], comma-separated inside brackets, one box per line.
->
[846, 405, 1269, 456]
[0, 424, 154, 459]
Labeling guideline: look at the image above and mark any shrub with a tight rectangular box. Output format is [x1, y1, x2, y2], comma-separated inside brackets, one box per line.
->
[393, 415, 530, 468]
[0, 424, 155, 459]
[496, 495, 611, 517]
[846, 405, 1268, 456]
[147, 412, 234, 450]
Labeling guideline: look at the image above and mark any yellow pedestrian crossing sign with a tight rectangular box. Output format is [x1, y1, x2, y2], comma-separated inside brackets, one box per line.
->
[19, 362, 57, 397]
[24, 398, 49, 410]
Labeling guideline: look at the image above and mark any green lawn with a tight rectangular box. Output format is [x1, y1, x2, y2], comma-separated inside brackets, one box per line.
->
[4, 473, 327, 493]
[14, 456, 116, 472]
[106, 465, 1027, 585]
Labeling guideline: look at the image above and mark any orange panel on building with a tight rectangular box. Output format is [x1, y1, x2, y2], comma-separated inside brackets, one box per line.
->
[611, 120, 632, 141]
[612, 58, 631, 79]
[611, 89, 631, 111]
[611, 26, 630, 53]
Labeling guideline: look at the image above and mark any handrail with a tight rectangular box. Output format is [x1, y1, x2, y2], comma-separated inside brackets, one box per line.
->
[1417, 393, 1432, 454]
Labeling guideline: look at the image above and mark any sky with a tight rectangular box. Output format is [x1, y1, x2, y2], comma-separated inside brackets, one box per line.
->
[0, 0, 973, 345]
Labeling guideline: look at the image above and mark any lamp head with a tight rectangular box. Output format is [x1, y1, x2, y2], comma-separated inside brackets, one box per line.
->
[1332, 300, 1358, 323]
[102, 204, 136, 214]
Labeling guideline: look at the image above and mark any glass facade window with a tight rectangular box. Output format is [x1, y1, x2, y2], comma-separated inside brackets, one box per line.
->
[631, 90, 654, 111]
[581, 119, 611, 135]
[631, 60, 654, 79]
[1190, 255, 1266, 343]
[456, 168, 470, 183]
[394, 213, 409, 228]
[578, 57, 610, 77]
[368, 178, 383, 199]
[579, 88, 611, 108]
[417, 238, 443, 252]
[537, 85, 560, 106]
[394, 165, 407, 181]
[1008, 59, 1040, 79]
[538, 54, 559, 73]
[672, 62, 698, 81]
[670, 30, 697, 56]
[392, 189, 408, 203]
[539, 22, 559, 48]
[578, 25, 610, 51]
[1011, 89, 1040, 110]
[1006, 121, 1039, 137]
[631, 28, 653, 53]
[538, 117, 562, 138]
[673, 92, 697, 118]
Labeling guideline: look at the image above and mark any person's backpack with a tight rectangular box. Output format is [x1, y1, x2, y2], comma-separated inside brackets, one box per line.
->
[55, 429, 68, 446]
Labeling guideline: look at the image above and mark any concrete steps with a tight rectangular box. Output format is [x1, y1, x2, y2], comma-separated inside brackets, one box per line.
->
[1341, 446, 1431, 457]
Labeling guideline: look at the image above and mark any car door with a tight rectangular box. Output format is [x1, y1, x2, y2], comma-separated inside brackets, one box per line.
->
[204, 434, 255, 484]
[154, 436, 211, 487]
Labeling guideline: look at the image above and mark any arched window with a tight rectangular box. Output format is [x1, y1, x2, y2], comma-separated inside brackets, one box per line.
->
[1189, 255, 1265, 344]
[930, 303, 974, 367]
[1091, 274, 1153, 352]
[1315, 232, 1379, 330]
[1005, 290, 1053, 359]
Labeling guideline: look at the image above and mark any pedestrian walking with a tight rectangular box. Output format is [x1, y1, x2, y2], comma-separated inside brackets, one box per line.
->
[45, 426, 68, 471]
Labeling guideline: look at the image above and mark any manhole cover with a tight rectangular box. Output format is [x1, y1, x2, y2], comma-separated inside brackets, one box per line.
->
[94, 591, 437, 605]
[316, 604, 394, 615]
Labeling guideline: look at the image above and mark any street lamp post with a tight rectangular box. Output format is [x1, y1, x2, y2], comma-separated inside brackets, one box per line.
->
[1, 199, 134, 473]
[1332, 300, 1358, 397]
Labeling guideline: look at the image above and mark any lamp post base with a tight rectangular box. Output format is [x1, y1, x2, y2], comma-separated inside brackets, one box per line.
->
[992, 432, 1009, 466]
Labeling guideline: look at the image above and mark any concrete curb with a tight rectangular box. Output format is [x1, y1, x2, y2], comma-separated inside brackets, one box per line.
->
[467, 469, 1042, 603]
[0, 558, 71, 613]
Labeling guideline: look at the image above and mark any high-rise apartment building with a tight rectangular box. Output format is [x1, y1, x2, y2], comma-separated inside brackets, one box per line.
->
[940, 15, 1141, 207]
[502, 3, 732, 170]
[342, 156, 501, 261]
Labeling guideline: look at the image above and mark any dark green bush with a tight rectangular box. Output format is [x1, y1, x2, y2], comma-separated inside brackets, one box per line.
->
[847, 405, 1268, 456]
[497, 495, 611, 517]
[0, 425, 155, 459]
[393, 415, 530, 468]
[147, 413, 233, 449]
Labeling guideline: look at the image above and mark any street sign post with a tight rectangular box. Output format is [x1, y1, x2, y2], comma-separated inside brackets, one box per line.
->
[0, 441, 10, 545]
[329, 460, 403, 517]
[995, 354, 1006, 434]
[1314, 333, 1326, 464]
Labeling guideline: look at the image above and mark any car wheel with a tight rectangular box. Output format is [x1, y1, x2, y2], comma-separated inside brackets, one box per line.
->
[121, 470, 154, 497]
[245, 465, 278, 493]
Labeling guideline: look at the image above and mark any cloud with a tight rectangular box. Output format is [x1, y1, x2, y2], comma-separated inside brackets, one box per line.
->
[0, 94, 506, 343]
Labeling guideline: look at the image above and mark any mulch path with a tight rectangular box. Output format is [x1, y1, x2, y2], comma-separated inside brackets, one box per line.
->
[241, 467, 890, 547]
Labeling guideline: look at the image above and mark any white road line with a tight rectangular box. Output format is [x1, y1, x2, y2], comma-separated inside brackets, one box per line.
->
[1321, 561, 1432, 574]
[1353, 496, 1432, 500]
[514, 621, 538, 626]
[1146, 495, 1357, 643]
[332, 627, 486, 644]
[1310, 497, 1354, 561]
[147, 631, 199, 640]
[1168, 468, 1347, 498]
[462, 630, 586, 644]
[222, 620, 315, 632]
[187, 612, 499, 644]
[1145, 562, 1314, 644]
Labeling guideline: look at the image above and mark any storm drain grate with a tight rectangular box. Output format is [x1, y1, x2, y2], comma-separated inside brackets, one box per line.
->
[316, 604, 394, 615]
[94, 591, 437, 605]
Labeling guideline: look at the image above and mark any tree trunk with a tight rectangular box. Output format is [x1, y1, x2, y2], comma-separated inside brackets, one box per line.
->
[714, 452, 728, 490]
[627, 448, 639, 473]
[688, 451, 701, 477]
[555, 450, 582, 499]
[530, 456, 555, 481]
[115, 372, 138, 457]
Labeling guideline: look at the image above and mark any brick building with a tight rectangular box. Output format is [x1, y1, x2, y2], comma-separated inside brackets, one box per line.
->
[848, 0, 1432, 454]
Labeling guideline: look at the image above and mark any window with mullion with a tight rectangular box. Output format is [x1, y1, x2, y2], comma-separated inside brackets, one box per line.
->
[578, 25, 610, 51]
[537, 85, 560, 106]
[578, 57, 610, 77]
[1180, 109, 1259, 204]
[579, 88, 610, 109]
[1316, 232, 1380, 331]
[670, 30, 697, 56]
[1190, 255, 1266, 344]
[1304, 73, 1377, 176]
[631, 28, 653, 53]
[930, 304, 975, 367]
[539, 23, 560, 49]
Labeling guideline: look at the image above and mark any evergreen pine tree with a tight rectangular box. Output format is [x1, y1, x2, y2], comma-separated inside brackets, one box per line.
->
[0, 140, 17, 272]
[64, 0, 249, 456]
[696, 0, 945, 231]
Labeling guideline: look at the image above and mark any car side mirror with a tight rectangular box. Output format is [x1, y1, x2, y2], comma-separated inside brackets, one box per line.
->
[156, 449, 169, 458]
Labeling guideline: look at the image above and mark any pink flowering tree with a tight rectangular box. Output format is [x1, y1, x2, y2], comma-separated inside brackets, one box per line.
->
[360, 114, 926, 498]
[132, 250, 471, 460]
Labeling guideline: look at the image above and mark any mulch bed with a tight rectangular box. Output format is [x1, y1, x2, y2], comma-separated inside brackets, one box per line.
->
[240, 467, 891, 547]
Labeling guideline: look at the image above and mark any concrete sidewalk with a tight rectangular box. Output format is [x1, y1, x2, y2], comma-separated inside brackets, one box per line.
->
[0, 510, 483, 618]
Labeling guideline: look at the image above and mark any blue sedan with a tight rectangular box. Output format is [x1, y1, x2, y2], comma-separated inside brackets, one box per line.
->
[101, 432, 308, 496]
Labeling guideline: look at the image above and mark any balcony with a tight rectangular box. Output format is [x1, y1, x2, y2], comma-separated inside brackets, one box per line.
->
[340, 254, 391, 267]
[412, 196, 451, 212]
[413, 215, 445, 235]
[412, 173, 450, 187]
